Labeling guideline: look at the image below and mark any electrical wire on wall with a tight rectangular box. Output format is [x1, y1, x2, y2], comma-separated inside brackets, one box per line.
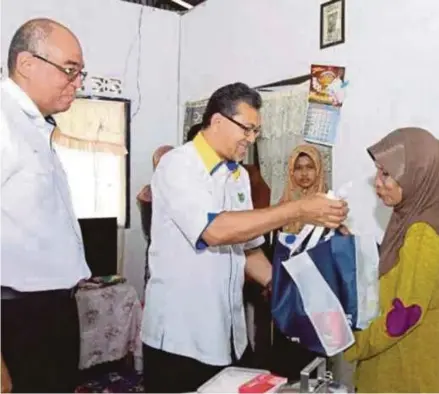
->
[123, 5, 144, 120]
[119, 4, 145, 278]
[131, 6, 144, 119]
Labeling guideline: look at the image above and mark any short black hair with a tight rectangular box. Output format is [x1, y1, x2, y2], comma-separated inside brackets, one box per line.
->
[202, 82, 262, 129]
[186, 123, 203, 142]
[8, 19, 56, 74]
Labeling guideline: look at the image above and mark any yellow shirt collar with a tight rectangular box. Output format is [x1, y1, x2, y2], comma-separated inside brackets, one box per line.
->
[193, 132, 240, 180]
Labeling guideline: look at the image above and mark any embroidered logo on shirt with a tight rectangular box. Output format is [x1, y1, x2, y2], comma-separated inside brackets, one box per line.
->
[238, 192, 245, 203]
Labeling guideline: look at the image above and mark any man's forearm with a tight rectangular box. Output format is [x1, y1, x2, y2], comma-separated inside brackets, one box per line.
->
[244, 248, 272, 287]
[203, 200, 301, 246]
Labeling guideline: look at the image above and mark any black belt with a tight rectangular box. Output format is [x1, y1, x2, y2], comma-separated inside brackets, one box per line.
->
[1, 286, 77, 300]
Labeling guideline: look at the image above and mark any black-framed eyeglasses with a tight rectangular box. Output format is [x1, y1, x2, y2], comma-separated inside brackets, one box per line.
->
[32, 54, 87, 82]
[220, 112, 262, 138]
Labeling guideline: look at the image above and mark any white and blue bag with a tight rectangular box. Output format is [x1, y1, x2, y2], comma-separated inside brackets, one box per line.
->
[271, 223, 380, 357]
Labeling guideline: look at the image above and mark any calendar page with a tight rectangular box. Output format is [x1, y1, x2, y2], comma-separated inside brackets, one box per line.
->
[303, 103, 340, 146]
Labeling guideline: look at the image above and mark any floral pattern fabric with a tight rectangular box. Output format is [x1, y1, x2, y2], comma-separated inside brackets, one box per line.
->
[76, 283, 143, 372]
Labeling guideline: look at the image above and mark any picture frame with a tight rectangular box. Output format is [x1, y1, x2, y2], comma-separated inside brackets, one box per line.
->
[320, 0, 345, 49]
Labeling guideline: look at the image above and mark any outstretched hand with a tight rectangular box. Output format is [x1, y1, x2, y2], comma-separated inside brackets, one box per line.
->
[298, 193, 348, 229]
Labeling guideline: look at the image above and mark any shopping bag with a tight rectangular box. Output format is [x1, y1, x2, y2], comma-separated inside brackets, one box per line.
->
[271, 225, 379, 356]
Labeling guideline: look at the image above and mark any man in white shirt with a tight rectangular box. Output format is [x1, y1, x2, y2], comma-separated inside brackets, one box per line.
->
[141, 82, 348, 392]
[1, 18, 90, 393]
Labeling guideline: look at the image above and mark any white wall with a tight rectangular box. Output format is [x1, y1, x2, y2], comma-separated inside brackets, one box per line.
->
[180, 0, 439, 238]
[1, 0, 181, 296]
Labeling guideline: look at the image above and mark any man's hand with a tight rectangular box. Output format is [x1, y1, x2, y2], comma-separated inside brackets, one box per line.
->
[297, 193, 348, 229]
[1, 355, 12, 393]
[244, 248, 272, 288]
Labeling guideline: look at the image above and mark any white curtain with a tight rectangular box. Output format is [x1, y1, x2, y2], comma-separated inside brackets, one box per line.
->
[53, 98, 127, 155]
[54, 98, 129, 276]
[258, 83, 333, 205]
[55, 147, 126, 226]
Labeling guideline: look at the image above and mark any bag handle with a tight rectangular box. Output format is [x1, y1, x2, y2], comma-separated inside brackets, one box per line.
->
[287, 190, 339, 257]
[288, 224, 315, 257]
[306, 226, 326, 250]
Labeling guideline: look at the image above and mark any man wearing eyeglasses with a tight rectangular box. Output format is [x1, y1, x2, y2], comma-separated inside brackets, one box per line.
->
[141, 82, 348, 392]
[1, 19, 90, 393]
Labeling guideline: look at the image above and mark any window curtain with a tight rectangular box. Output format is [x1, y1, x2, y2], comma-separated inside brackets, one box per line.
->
[258, 83, 333, 205]
[53, 99, 128, 229]
[53, 98, 127, 156]
[53, 98, 128, 276]
[182, 98, 208, 143]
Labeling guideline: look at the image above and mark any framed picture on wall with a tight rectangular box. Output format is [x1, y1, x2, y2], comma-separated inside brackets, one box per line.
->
[320, 0, 345, 49]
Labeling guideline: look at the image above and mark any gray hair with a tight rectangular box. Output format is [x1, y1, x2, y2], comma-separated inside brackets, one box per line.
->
[7, 18, 59, 74]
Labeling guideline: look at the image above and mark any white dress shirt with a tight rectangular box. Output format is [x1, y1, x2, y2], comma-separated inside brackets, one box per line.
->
[1, 79, 91, 291]
[141, 133, 264, 366]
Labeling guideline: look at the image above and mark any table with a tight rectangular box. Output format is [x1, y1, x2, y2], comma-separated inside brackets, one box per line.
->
[75, 282, 143, 371]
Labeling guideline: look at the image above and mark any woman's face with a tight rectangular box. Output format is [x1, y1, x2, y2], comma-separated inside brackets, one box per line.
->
[374, 163, 403, 207]
[292, 153, 317, 190]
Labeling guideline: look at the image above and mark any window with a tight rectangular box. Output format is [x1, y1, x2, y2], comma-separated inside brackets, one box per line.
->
[53, 97, 131, 228]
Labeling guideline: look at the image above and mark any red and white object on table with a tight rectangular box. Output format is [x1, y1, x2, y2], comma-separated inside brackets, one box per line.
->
[239, 373, 287, 393]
